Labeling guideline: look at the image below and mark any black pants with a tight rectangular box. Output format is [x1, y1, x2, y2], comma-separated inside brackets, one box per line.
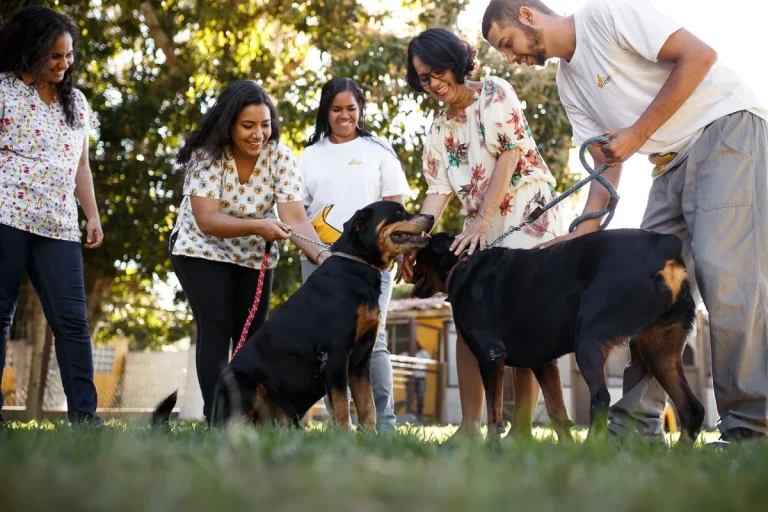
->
[0, 224, 98, 423]
[170, 236, 272, 421]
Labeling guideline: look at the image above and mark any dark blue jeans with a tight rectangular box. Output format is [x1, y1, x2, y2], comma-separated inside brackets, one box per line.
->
[170, 232, 273, 422]
[0, 223, 98, 423]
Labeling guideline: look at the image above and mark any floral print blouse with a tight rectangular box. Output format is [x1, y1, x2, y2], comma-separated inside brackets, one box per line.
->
[170, 142, 302, 270]
[0, 73, 92, 241]
[423, 76, 557, 222]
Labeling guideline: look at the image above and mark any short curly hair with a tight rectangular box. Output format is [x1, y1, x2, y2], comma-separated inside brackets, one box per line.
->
[406, 28, 478, 93]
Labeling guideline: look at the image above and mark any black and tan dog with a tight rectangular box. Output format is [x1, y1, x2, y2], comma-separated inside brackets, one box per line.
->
[153, 201, 434, 430]
[410, 228, 705, 442]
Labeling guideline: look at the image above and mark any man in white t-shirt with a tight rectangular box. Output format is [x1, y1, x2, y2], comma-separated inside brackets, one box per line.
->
[482, 0, 768, 444]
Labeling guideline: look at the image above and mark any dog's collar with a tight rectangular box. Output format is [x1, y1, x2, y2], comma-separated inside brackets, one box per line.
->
[331, 252, 382, 271]
[444, 253, 471, 292]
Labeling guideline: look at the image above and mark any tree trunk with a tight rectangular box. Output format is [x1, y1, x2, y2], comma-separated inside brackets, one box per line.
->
[24, 293, 48, 420]
[85, 276, 114, 343]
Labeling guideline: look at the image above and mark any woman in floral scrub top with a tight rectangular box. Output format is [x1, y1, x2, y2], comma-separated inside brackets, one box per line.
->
[0, 7, 103, 424]
[399, 28, 565, 439]
[169, 80, 328, 422]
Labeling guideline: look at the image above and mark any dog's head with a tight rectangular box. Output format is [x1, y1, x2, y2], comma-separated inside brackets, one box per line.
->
[411, 233, 459, 299]
[331, 201, 435, 270]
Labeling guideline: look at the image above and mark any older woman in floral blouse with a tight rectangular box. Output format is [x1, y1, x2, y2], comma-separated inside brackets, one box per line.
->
[398, 28, 565, 439]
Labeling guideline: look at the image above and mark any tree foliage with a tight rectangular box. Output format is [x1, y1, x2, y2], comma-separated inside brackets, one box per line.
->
[2, 0, 575, 345]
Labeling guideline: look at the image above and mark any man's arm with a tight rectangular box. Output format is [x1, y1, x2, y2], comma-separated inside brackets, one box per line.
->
[534, 146, 621, 249]
[572, 146, 622, 235]
[602, 28, 718, 165]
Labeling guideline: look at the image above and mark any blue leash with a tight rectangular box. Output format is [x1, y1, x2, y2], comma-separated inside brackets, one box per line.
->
[486, 135, 620, 249]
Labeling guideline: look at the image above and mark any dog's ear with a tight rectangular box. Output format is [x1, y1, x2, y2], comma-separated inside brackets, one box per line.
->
[351, 206, 373, 233]
[430, 234, 455, 256]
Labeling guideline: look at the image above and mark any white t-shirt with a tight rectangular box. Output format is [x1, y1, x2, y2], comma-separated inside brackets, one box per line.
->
[298, 135, 411, 252]
[556, 0, 767, 157]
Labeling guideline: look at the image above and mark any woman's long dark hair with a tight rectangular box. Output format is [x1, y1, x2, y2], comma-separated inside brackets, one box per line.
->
[176, 80, 281, 166]
[0, 6, 80, 127]
[306, 77, 391, 153]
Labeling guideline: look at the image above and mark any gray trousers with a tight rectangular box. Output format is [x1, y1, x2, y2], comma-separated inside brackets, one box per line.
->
[301, 259, 397, 433]
[608, 110, 768, 437]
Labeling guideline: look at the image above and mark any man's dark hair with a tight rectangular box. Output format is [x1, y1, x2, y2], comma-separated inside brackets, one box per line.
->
[482, 0, 556, 41]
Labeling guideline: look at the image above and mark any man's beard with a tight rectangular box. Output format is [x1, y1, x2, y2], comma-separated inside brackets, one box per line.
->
[522, 24, 548, 66]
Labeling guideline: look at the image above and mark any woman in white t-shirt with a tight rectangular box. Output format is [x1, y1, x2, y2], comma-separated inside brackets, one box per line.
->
[170, 80, 328, 422]
[298, 77, 411, 433]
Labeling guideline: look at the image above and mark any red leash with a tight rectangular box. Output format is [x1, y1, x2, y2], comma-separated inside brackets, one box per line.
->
[232, 241, 273, 358]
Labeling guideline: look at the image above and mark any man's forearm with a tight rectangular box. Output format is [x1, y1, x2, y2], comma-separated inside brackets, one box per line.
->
[633, 42, 717, 141]
[576, 148, 621, 233]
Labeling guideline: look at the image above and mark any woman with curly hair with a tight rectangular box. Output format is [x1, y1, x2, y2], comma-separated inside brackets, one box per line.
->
[0, 6, 103, 424]
[397, 28, 565, 439]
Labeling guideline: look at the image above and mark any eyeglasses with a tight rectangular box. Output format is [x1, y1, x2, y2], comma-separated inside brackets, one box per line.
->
[417, 68, 447, 87]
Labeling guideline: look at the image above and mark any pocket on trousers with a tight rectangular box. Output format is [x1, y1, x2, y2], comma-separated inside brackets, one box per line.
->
[696, 117, 754, 211]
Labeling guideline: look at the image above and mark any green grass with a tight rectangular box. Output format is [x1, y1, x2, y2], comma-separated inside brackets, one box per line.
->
[1, 421, 767, 512]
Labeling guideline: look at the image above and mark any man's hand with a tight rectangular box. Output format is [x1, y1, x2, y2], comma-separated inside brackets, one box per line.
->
[601, 127, 647, 166]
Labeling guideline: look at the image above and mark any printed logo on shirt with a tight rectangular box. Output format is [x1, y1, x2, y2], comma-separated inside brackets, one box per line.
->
[348, 158, 364, 166]
[311, 204, 343, 243]
[597, 68, 621, 89]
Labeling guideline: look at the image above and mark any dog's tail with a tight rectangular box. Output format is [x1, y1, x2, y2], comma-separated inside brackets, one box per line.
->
[657, 233, 685, 265]
[151, 390, 178, 426]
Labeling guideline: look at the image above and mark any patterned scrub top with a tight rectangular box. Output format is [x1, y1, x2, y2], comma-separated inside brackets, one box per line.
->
[423, 75, 559, 238]
[0, 72, 92, 241]
[170, 141, 302, 270]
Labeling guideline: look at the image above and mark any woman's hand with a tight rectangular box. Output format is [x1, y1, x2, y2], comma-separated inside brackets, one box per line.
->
[84, 218, 103, 249]
[450, 215, 491, 256]
[255, 219, 293, 242]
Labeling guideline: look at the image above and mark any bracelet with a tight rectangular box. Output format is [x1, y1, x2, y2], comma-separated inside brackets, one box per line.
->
[315, 249, 331, 264]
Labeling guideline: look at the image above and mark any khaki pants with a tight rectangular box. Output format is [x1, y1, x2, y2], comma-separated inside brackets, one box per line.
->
[608, 110, 768, 437]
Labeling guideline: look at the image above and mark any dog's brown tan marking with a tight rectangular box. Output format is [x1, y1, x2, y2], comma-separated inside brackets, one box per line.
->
[376, 217, 432, 269]
[485, 359, 506, 440]
[248, 384, 278, 425]
[329, 388, 351, 428]
[349, 374, 376, 430]
[355, 304, 380, 343]
[632, 320, 703, 441]
[377, 219, 406, 269]
[658, 258, 687, 302]
[533, 361, 574, 442]
[599, 336, 629, 361]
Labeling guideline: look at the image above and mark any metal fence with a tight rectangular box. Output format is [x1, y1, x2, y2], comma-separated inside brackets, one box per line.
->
[1, 335, 191, 421]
